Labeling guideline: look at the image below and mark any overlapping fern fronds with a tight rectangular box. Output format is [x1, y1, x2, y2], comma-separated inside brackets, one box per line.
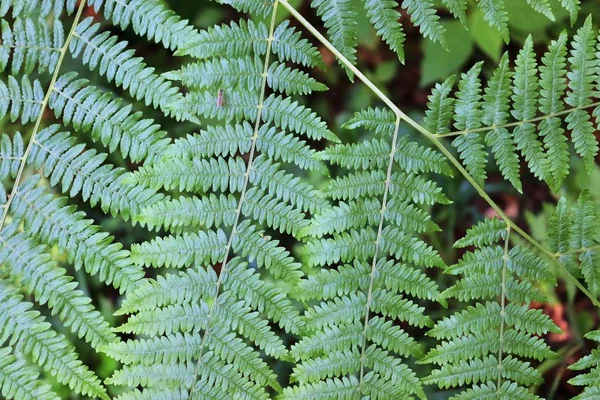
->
[0, 0, 203, 398]
[282, 102, 450, 398]
[292, 0, 580, 71]
[426, 17, 600, 193]
[570, 330, 600, 399]
[103, 0, 334, 398]
[423, 219, 561, 397]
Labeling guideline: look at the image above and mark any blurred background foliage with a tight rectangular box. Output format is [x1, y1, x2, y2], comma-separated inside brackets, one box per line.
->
[1, 0, 599, 398]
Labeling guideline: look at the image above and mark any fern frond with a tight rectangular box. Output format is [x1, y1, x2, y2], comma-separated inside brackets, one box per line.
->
[26, 126, 164, 219]
[217, 0, 276, 16]
[424, 355, 542, 389]
[214, 292, 287, 357]
[452, 62, 488, 186]
[181, 89, 338, 142]
[114, 388, 189, 400]
[0, 18, 63, 75]
[179, 19, 323, 68]
[569, 330, 600, 399]
[422, 329, 556, 365]
[134, 194, 237, 233]
[311, 0, 357, 77]
[427, 27, 600, 191]
[539, 32, 569, 189]
[451, 381, 543, 400]
[425, 76, 456, 136]
[71, 18, 189, 120]
[88, 0, 201, 51]
[0, 0, 77, 17]
[561, 0, 581, 24]
[223, 258, 304, 333]
[0, 347, 59, 400]
[442, 0, 468, 22]
[512, 36, 552, 186]
[115, 302, 210, 336]
[117, 267, 218, 315]
[426, 216, 561, 397]
[165, 123, 326, 173]
[169, 56, 327, 95]
[565, 16, 599, 171]
[280, 375, 359, 399]
[233, 220, 304, 285]
[0, 280, 109, 399]
[49, 73, 170, 163]
[0, 75, 43, 124]
[342, 107, 397, 136]
[364, 0, 405, 62]
[106, 361, 195, 388]
[131, 230, 228, 269]
[454, 218, 507, 248]
[0, 72, 169, 162]
[401, 0, 445, 44]
[482, 53, 522, 191]
[11, 177, 144, 292]
[478, 0, 509, 42]
[0, 224, 116, 347]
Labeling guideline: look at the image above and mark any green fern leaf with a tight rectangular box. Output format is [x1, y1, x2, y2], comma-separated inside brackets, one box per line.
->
[88, 0, 201, 51]
[168, 56, 327, 95]
[482, 53, 521, 191]
[215, 0, 274, 17]
[116, 266, 218, 316]
[442, 0, 468, 22]
[0, 347, 60, 400]
[0, 75, 43, 124]
[561, 0, 581, 25]
[478, 0, 509, 42]
[512, 36, 552, 186]
[71, 18, 188, 120]
[452, 62, 488, 186]
[342, 107, 397, 136]
[425, 76, 456, 136]
[0, 280, 109, 399]
[565, 16, 599, 172]
[311, 0, 357, 78]
[166, 123, 326, 173]
[131, 230, 228, 269]
[539, 31, 570, 189]
[526, 0, 555, 20]
[49, 73, 170, 163]
[27, 126, 164, 219]
[134, 194, 237, 233]
[402, 0, 445, 44]
[364, 0, 405, 62]
[179, 20, 323, 68]
[0, 18, 63, 74]
[11, 177, 144, 292]
[0, 224, 116, 348]
[0, 0, 77, 17]
[454, 218, 507, 248]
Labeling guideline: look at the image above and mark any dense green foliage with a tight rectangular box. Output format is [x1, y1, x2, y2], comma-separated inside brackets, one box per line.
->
[1, 0, 600, 399]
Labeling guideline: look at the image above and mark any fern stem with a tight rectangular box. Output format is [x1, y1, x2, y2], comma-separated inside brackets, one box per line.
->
[0, 0, 88, 231]
[187, 1, 280, 395]
[279, 0, 600, 311]
[357, 114, 402, 393]
[435, 101, 600, 138]
[497, 226, 511, 390]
